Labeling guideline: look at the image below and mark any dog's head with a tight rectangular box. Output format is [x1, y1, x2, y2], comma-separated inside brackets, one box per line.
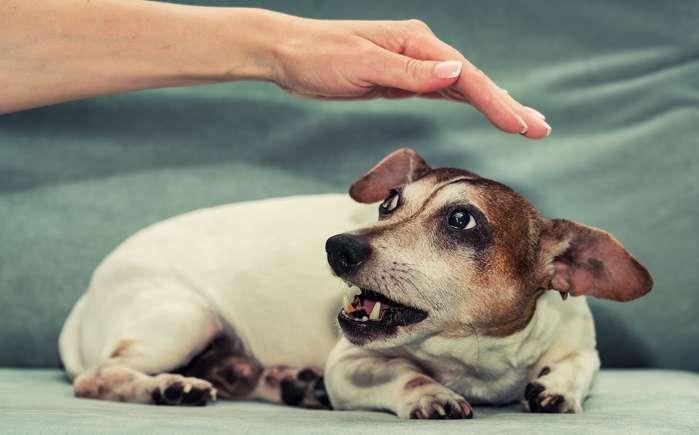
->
[326, 148, 653, 347]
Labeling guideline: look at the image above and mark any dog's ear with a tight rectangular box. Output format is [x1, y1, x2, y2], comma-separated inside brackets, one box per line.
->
[349, 148, 432, 203]
[539, 219, 653, 301]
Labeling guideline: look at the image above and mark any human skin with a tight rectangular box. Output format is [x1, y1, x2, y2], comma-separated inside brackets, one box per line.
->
[0, 0, 550, 138]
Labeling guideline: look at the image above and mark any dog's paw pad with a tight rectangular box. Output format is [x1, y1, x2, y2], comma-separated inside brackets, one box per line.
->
[213, 356, 263, 397]
[405, 391, 473, 420]
[259, 365, 330, 409]
[152, 375, 215, 406]
[274, 366, 331, 409]
[524, 381, 578, 414]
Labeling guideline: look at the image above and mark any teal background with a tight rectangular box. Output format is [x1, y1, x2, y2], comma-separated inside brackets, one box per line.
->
[1, 0, 697, 377]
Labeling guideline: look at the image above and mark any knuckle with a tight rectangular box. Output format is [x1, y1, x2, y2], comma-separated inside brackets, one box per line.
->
[405, 18, 430, 32]
[403, 58, 422, 78]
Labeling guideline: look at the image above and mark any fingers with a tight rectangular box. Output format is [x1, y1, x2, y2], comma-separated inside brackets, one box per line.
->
[368, 22, 552, 138]
[430, 50, 552, 138]
[364, 50, 463, 95]
[453, 64, 530, 135]
[498, 88, 551, 139]
[477, 71, 551, 139]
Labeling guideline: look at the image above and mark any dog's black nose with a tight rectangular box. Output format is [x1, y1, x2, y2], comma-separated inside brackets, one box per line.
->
[325, 234, 372, 276]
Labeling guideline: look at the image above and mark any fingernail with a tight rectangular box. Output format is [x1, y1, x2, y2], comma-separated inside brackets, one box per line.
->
[544, 122, 552, 137]
[515, 114, 528, 135]
[434, 60, 462, 79]
[525, 106, 546, 121]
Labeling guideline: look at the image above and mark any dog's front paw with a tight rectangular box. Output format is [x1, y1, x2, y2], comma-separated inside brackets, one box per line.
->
[524, 378, 581, 414]
[151, 374, 216, 406]
[399, 388, 473, 420]
[280, 367, 332, 409]
[261, 366, 331, 409]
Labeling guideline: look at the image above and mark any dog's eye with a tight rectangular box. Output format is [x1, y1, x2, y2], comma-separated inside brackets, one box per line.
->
[448, 209, 476, 230]
[379, 189, 401, 215]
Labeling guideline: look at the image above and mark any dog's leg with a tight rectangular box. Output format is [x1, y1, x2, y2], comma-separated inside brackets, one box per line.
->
[524, 348, 600, 413]
[325, 339, 473, 419]
[250, 365, 331, 409]
[186, 359, 331, 408]
[176, 335, 331, 408]
[74, 360, 216, 405]
[73, 297, 221, 406]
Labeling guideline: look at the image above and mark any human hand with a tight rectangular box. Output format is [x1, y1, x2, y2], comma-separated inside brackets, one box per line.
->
[1, 0, 549, 137]
[266, 16, 550, 138]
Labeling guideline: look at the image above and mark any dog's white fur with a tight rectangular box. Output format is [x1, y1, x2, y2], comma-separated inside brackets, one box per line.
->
[60, 192, 600, 416]
[61, 195, 364, 377]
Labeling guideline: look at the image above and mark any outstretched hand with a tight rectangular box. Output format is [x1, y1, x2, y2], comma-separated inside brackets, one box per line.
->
[269, 17, 550, 138]
[2, 1, 550, 138]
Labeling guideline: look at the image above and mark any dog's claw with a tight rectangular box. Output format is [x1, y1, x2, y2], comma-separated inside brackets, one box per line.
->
[432, 403, 447, 417]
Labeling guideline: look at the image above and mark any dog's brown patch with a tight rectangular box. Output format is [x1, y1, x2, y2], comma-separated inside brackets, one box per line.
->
[176, 335, 262, 399]
[404, 375, 434, 391]
[456, 182, 546, 337]
[109, 339, 137, 358]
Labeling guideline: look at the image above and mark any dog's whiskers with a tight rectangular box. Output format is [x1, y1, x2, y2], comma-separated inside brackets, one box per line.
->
[382, 267, 443, 310]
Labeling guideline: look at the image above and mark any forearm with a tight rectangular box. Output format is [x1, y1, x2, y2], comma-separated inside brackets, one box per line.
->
[325, 342, 422, 414]
[325, 340, 473, 419]
[0, 0, 279, 113]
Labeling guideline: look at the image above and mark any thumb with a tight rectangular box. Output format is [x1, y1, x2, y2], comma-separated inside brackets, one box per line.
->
[368, 53, 462, 94]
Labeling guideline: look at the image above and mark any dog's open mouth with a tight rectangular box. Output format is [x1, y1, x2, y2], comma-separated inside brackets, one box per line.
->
[337, 288, 427, 343]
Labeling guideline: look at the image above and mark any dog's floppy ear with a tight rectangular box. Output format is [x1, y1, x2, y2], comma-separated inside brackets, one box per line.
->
[539, 219, 653, 301]
[349, 148, 432, 203]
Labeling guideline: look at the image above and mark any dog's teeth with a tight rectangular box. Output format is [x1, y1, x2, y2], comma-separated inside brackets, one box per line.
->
[344, 286, 361, 299]
[369, 302, 381, 320]
[361, 316, 368, 322]
[342, 294, 357, 314]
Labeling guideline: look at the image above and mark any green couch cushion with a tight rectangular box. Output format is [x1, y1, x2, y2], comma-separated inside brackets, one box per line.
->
[1, 369, 697, 434]
[1, 0, 698, 371]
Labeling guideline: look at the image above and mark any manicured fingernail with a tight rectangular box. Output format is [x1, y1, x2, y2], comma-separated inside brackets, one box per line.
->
[544, 122, 552, 137]
[515, 114, 528, 135]
[525, 106, 546, 120]
[434, 60, 462, 79]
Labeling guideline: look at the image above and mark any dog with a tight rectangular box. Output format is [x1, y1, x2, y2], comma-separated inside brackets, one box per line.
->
[59, 148, 652, 418]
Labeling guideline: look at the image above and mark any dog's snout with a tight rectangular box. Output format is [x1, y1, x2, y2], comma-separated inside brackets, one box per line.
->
[325, 234, 372, 276]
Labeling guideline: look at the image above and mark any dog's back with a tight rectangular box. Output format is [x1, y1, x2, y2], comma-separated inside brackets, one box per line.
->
[60, 193, 372, 382]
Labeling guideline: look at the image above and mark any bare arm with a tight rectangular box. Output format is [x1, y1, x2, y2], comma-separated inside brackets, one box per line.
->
[0, 1, 274, 113]
[0, 0, 550, 138]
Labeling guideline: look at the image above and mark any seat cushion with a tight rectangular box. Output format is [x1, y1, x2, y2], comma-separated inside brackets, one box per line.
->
[1, 369, 697, 434]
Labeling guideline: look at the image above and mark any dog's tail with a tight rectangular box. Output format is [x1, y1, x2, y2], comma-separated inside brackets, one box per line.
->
[58, 294, 87, 380]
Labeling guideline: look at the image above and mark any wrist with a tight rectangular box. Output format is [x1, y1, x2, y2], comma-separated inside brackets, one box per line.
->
[135, 5, 284, 86]
[210, 8, 284, 83]
[213, 8, 310, 85]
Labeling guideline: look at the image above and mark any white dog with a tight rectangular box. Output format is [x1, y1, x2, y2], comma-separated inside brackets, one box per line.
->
[59, 148, 652, 418]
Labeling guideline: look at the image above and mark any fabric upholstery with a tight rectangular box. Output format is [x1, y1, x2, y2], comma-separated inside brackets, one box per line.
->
[1, 369, 697, 434]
